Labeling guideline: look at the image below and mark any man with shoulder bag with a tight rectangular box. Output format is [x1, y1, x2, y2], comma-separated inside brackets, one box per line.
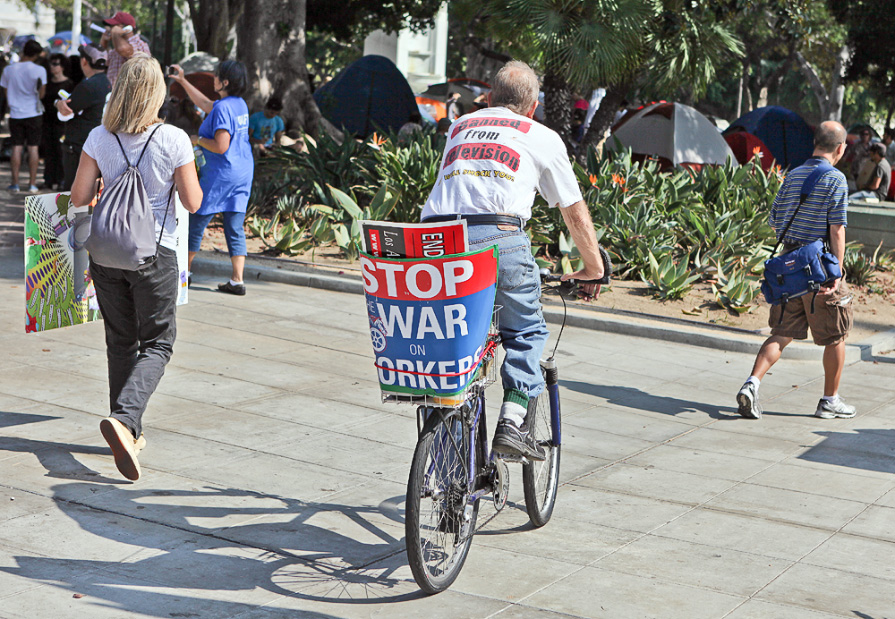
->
[737, 121, 856, 421]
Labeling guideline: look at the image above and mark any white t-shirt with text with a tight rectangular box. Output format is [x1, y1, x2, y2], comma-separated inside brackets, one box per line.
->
[421, 107, 583, 221]
[0, 61, 48, 119]
[84, 123, 194, 251]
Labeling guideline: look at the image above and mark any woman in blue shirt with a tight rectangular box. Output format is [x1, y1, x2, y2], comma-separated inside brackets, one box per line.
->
[171, 60, 254, 295]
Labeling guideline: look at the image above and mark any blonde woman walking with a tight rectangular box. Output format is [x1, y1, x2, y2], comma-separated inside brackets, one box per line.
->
[70, 54, 203, 480]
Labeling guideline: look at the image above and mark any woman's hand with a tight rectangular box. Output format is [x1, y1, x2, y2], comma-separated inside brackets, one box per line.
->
[190, 134, 200, 147]
[170, 64, 186, 83]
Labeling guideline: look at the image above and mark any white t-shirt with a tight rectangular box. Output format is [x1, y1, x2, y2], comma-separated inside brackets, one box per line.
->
[83, 123, 194, 251]
[0, 61, 48, 119]
[421, 107, 582, 221]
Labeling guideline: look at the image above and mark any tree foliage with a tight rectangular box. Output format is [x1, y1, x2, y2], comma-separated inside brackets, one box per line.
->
[829, 0, 895, 103]
[307, 0, 445, 39]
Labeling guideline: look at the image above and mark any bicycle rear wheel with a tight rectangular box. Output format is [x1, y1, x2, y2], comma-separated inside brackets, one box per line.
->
[405, 408, 479, 594]
[522, 374, 561, 527]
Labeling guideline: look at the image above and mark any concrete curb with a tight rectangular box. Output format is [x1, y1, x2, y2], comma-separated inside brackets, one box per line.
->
[192, 252, 895, 362]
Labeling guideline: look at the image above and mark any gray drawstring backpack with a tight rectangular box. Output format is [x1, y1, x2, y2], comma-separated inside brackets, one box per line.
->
[85, 125, 173, 270]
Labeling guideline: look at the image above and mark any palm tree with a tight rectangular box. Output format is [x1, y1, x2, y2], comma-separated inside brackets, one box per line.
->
[487, 0, 742, 154]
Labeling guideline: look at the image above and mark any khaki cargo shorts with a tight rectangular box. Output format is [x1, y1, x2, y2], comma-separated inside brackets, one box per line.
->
[769, 282, 853, 346]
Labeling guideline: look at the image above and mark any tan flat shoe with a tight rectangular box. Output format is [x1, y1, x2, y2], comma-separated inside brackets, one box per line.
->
[100, 418, 141, 481]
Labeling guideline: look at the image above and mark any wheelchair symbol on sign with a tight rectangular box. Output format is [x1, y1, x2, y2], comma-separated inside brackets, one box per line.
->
[369, 317, 388, 353]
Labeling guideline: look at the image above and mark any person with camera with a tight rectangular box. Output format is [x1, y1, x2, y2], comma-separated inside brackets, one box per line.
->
[99, 11, 150, 88]
[70, 54, 202, 480]
[736, 121, 856, 421]
[170, 60, 254, 295]
[40, 53, 73, 190]
[55, 45, 110, 191]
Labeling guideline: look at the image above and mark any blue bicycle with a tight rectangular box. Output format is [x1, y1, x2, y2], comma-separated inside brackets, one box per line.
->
[404, 274, 576, 594]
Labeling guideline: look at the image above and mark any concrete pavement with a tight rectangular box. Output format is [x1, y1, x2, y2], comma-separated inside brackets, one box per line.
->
[2, 247, 895, 618]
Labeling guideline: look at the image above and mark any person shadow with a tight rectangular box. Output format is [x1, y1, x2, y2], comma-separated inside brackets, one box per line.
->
[0, 412, 430, 616]
[560, 380, 739, 420]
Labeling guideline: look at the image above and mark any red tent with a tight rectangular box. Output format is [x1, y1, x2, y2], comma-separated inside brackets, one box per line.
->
[724, 131, 774, 172]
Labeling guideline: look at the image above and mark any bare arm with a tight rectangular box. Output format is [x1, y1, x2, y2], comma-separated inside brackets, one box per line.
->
[110, 28, 135, 59]
[37, 80, 45, 99]
[192, 129, 230, 155]
[174, 163, 203, 213]
[867, 174, 882, 191]
[170, 64, 214, 115]
[558, 199, 605, 298]
[70, 152, 102, 207]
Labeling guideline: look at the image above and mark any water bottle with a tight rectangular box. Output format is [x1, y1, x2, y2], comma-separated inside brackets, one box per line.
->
[194, 146, 206, 173]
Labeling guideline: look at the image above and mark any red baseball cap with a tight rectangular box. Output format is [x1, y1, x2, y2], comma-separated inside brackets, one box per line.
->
[103, 11, 136, 29]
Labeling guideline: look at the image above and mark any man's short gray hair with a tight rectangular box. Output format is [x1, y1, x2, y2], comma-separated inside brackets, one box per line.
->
[814, 121, 846, 153]
[490, 61, 539, 116]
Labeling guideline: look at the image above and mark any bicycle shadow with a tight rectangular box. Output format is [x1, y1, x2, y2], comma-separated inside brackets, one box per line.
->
[2, 478, 429, 614]
[559, 380, 737, 420]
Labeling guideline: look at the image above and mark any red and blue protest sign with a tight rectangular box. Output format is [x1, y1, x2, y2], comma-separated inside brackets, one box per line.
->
[361, 246, 499, 397]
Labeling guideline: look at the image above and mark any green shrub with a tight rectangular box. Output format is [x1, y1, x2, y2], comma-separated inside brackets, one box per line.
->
[844, 243, 876, 286]
[643, 250, 700, 300]
[712, 263, 761, 314]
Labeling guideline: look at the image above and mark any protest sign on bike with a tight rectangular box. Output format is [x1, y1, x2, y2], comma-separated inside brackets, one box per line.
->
[361, 246, 498, 399]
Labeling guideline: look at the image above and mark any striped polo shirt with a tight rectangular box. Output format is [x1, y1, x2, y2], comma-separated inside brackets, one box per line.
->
[769, 157, 848, 245]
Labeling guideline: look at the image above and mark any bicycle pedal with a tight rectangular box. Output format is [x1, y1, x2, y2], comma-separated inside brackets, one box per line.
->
[496, 453, 525, 464]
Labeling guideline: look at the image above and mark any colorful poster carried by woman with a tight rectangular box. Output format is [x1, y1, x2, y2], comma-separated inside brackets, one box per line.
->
[24, 192, 189, 333]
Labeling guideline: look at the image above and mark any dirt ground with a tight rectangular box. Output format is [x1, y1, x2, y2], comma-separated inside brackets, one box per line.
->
[202, 222, 895, 343]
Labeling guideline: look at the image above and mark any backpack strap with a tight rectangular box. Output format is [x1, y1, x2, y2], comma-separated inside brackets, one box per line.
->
[770, 159, 835, 257]
[136, 124, 164, 168]
[111, 124, 163, 169]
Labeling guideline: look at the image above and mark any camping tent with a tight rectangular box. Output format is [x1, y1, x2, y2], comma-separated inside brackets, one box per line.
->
[314, 55, 417, 138]
[725, 106, 814, 169]
[48, 31, 91, 53]
[724, 131, 774, 172]
[607, 102, 738, 170]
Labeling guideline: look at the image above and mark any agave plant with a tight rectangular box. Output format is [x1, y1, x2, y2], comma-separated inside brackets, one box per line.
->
[643, 250, 700, 300]
[712, 262, 760, 314]
[844, 243, 876, 286]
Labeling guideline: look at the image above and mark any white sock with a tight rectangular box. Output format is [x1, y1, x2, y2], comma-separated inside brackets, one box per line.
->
[746, 376, 760, 388]
[822, 394, 839, 403]
[229, 278, 243, 286]
[498, 401, 526, 427]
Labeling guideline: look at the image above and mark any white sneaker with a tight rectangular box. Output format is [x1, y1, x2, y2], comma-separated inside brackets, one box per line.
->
[28, 184, 39, 193]
[736, 381, 762, 419]
[815, 398, 856, 419]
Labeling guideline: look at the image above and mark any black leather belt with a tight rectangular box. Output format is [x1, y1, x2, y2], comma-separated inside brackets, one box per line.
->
[422, 213, 523, 228]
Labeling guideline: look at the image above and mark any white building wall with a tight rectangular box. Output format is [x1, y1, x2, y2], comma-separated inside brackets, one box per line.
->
[363, 4, 448, 94]
[0, 0, 56, 45]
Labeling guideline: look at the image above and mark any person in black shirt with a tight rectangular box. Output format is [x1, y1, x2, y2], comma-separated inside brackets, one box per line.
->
[55, 45, 110, 191]
[41, 53, 74, 189]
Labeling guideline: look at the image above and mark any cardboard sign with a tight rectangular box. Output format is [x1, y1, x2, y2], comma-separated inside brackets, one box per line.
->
[361, 220, 468, 259]
[24, 192, 189, 333]
[362, 246, 498, 397]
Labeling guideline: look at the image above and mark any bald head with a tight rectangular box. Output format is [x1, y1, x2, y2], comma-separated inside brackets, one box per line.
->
[490, 61, 539, 116]
[814, 121, 846, 154]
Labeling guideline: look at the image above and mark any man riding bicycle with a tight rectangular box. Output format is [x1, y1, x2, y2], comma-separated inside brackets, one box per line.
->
[421, 61, 605, 461]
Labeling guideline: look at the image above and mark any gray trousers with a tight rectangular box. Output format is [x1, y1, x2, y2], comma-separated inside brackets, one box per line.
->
[90, 246, 178, 438]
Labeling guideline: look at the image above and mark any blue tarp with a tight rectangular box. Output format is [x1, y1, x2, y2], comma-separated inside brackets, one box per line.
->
[725, 106, 815, 169]
[314, 55, 417, 138]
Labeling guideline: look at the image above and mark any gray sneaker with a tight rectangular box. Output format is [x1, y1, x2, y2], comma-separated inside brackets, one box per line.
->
[736, 381, 762, 419]
[815, 398, 856, 419]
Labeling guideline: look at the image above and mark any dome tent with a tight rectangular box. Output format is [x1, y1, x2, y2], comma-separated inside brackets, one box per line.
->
[607, 102, 737, 170]
[314, 55, 417, 138]
[724, 131, 774, 172]
[725, 106, 814, 170]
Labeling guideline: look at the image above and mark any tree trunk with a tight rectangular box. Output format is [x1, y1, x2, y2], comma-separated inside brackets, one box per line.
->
[542, 62, 573, 152]
[236, 0, 323, 137]
[577, 84, 628, 161]
[188, 0, 243, 59]
[827, 45, 850, 123]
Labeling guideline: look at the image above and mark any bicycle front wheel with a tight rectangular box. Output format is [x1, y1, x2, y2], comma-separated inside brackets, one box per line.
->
[522, 380, 561, 527]
[405, 408, 479, 594]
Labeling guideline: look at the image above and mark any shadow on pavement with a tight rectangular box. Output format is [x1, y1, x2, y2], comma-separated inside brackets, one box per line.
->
[560, 380, 737, 419]
[797, 429, 895, 475]
[1, 472, 428, 615]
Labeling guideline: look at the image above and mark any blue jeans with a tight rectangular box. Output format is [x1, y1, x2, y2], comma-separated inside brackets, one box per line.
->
[188, 211, 247, 256]
[467, 224, 548, 399]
